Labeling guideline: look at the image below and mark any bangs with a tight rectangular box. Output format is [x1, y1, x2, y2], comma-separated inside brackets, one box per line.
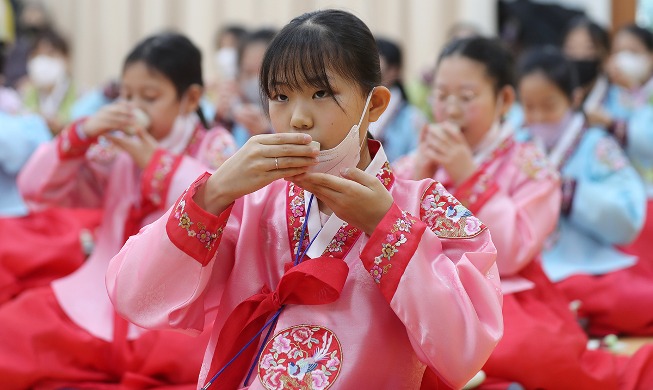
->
[261, 23, 359, 99]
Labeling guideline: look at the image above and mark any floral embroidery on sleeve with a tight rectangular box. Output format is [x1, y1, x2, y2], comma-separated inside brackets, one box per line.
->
[515, 144, 558, 180]
[421, 182, 486, 238]
[369, 211, 416, 284]
[173, 198, 223, 250]
[595, 136, 628, 172]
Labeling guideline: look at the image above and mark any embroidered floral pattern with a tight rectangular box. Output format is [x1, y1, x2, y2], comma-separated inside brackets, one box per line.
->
[148, 152, 176, 206]
[286, 183, 311, 261]
[173, 197, 222, 250]
[258, 325, 342, 390]
[516, 144, 557, 181]
[595, 137, 628, 172]
[370, 211, 415, 284]
[421, 183, 486, 238]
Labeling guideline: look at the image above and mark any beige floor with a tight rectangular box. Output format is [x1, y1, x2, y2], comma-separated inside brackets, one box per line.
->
[613, 337, 653, 355]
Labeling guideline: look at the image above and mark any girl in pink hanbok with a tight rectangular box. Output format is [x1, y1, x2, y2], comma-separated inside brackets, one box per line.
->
[395, 39, 653, 389]
[0, 32, 236, 389]
[107, 9, 504, 390]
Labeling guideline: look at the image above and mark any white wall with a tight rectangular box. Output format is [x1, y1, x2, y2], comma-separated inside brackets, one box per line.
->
[36, 0, 497, 91]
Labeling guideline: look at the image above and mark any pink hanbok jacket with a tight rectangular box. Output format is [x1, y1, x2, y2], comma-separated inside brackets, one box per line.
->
[17, 117, 236, 342]
[107, 140, 503, 390]
[394, 128, 561, 295]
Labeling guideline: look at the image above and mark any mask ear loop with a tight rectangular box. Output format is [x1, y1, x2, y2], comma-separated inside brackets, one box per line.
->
[357, 88, 376, 150]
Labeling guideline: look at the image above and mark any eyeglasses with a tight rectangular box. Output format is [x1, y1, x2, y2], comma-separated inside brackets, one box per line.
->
[429, 89, 481, 109]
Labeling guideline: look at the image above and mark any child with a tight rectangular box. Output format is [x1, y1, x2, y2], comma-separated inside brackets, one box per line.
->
[22, 28, 76, 134]
[519, 47, 653, 339]
[397, 39, 653, 389]
[0, 32, 236, 388]
[586, 24, 653, 273]
[370, 37, 426, 163]
[108, 10, 503, 390]
[214, 29, 276, 147]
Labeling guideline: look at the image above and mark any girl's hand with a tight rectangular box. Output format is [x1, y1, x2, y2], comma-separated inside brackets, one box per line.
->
[233, 103, 271, 135]
[424, 122, 476, 186]
[291, 168, 393, 236]
[83, 101, 135, 138]
[412, 123, 440, 180]
[214, 80, 240, 122]
[197, 133, 319, 215]
[585, 108, 613, 128]
[104, 126, 158, 169]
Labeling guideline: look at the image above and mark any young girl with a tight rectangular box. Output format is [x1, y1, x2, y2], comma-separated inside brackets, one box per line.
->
[585, 24, 653, 274]
[0, 32, 236, 388]
[519, 47, 653, 339]
[214, 29, 276, 147]
[108, 10, 503, 390]
[562, 16, 612, 114]
[369, 37, 426, 162]
[22, 28, 77, 134]
[396, 39, 653, 389]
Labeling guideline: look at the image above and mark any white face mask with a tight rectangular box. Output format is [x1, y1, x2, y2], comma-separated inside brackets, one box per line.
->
[213, 47, 238, 81]
[241, 77, 261, 104]
[27, 55, 66, 88]
[159, 96, 198, 154]
[308, 89, 374, 175]
[614, 51, 652, 86]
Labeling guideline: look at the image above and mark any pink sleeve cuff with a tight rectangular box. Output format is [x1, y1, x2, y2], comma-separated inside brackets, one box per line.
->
[361, 203, 426, 303]
[165, 172, 233, 266]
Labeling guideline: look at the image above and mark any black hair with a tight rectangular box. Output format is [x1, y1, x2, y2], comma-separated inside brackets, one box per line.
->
[215, 24, 248, 49]
[618, 23, 653, 52]
[237, 28, 277, 69]
[0, 41, 5, 76]
[437, 36, 515, 92]
[30, 28, 69, 57]
[261, 9, 381, 107]
[517, 46, 578, 101]
[376, 36, 407, 101]
[123, 32, 209, 129]
[563, 16, 610, 57]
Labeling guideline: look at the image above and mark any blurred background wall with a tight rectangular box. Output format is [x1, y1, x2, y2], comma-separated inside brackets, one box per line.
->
[6, 0, 641, 91]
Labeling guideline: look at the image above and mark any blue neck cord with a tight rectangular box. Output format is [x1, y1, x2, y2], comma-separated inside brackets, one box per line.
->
[203, 194, 319, 389]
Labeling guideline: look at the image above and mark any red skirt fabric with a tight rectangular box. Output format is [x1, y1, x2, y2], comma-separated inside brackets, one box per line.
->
[0, 207, 102, 304]
[556, 259, 653, 337]
[620, 199, 653, 269]
[421, 262, 653, 390]
[0, 286, 211, 389]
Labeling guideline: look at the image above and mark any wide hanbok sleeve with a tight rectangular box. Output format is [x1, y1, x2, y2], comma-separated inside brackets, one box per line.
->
[17, 118, 116, 209]
[359, 180, 503, 389]
[454, 144, 561, 276]
[107, 173, 237, 334]
[567, 130, 646, 245]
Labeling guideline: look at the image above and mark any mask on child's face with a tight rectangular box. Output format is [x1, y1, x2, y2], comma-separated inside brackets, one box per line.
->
[528, 110, 574, 151]
[571, 59, 601, 87]
[309, 89, 375, 175]
[27, 55, 66, 88]
[241, 77, 261, 104]
[214, 47, 238, 81]
[614, 51, 652, 86]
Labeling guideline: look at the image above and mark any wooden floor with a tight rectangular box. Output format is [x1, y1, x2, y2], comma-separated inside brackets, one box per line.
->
[610, 337, 653, 355]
